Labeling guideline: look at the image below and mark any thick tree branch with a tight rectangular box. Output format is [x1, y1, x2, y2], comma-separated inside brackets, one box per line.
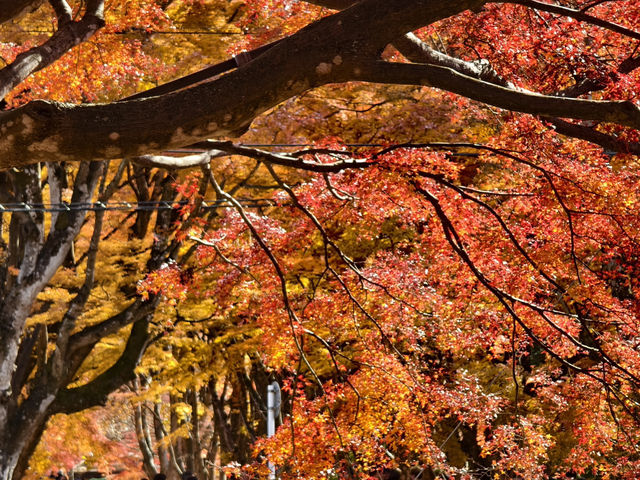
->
[49, 169, 111, 382]
[48, 0, 72, 25]
[133, 151, 227, 169]
[52, 316, 152, 414]
[394, 33, 512, 87]
[549, 119, 640, 155]
[0, 0, 486, 169]
[2, 0, 637, 172]
[389, 38, 640, 152]
[304, 0, 511, 88]
[354, 60, 640, 128]
[0, 162, 102, 402]
[9, 325, 41, 401]
[389, 26, 640, 154]
[133, 378, 159, 479]
[12, 167, 45, 286]
[122, 39, 283, 102]
[68, 299, 156, 354]
[85, 0, 105, 19]
[301, 0, 357, 8]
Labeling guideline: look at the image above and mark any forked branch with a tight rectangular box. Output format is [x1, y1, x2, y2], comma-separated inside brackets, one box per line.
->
[0, 0, 106, 100]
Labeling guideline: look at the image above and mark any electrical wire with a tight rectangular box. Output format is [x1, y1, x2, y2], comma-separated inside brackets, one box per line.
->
[0, 199, 274, 213]
[1, 29, 249, 35]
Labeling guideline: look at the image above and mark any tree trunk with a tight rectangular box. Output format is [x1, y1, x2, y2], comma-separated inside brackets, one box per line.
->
[0, 160, 168, 479]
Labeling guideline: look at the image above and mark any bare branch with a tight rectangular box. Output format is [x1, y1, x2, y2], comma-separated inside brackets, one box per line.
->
[189, 235, 260, 284]
[549, 119, 640, 155]
[390, 27, 640, 154]
[192, 141, 371, 172]
[68, 299, 155, 353]
[133, 151, 226, 170]
[204, 167, 340, 412]
[393, 33, 512, 87]
[52, 316, 152, 414]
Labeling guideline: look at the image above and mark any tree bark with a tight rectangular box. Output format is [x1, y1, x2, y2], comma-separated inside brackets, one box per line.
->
[0, 158, 173, 479]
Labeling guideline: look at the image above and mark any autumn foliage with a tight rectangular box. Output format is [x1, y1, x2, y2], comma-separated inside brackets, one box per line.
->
[2, 0, 640, 479]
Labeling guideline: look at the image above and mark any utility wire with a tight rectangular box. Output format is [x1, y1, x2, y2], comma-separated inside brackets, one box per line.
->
[0, 199, 274, 213]
[2, 29, 249, 35]
[113, 30, 247, 35]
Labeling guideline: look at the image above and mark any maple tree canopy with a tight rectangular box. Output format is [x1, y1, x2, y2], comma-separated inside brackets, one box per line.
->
[2, 0, 640, 479]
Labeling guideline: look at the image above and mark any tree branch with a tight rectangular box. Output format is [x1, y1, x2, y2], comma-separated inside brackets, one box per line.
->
[191, 141, 372, 172]
[0, 162, 102, 401]
[390, 26, 640, 154]
[68, 299, 156, 354]
[52, 316, 152, 414]
[0, 0, 105, 100]
[48, 0, 72, 25]
[132, 151, 226, 169]
[3, 0, 636, 171]
[393, 33, 512, 87]
[354, 60, 640, 128]
[549, 119, 640, 155]
[0, 0, 486, 168]
[300, 0, 357, 8]
[509, 0, 640, 41]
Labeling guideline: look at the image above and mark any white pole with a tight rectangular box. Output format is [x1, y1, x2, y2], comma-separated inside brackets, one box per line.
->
[267, 382, 277, 480]
[267, 383, 276, 437]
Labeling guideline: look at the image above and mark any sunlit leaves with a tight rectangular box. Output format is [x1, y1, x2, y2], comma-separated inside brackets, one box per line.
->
[6, 0, 640, 477]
